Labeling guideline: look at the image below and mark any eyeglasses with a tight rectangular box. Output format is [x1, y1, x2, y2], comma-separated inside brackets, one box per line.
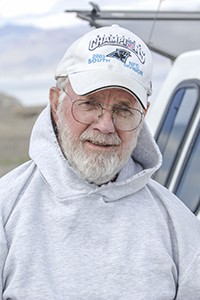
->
[62, 89, 144, 132]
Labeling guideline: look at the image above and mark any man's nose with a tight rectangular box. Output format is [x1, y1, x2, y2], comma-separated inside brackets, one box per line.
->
[91, 109, 116, 134]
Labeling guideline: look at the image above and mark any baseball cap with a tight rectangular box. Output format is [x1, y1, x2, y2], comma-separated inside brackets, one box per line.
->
[55, 25, 153, 108]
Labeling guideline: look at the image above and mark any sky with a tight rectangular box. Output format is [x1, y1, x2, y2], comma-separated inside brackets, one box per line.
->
[0, 0, 199, 106]
[1, 0, 200, 29]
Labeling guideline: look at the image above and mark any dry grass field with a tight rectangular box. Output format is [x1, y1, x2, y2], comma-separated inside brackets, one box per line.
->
[0, 93, 44, 177]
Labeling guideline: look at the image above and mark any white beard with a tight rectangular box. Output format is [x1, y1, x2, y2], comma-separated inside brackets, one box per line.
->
[56, 104, 141, 185]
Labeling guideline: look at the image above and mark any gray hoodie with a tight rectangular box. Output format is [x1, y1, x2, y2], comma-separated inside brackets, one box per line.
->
[1, 105, 200, 300]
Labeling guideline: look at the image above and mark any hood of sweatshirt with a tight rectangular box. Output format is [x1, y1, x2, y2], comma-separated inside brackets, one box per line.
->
[29, 105, 162, 202]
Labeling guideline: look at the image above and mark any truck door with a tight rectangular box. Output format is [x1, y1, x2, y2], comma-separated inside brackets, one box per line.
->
[153, 79, 200, 215]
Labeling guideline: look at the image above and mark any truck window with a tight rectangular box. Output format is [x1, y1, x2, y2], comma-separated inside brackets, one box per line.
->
[175, 128, 200, 213]
[154, 83, 199, 186]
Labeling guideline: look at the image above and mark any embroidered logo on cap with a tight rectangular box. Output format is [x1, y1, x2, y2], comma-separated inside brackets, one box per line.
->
[88, 34, 146, 64]
[106, 49, 131, 63]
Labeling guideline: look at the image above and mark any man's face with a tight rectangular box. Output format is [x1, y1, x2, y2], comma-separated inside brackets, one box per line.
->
[50, 82, 146, 185]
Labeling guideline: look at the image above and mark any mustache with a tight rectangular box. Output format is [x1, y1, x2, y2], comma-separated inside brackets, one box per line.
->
[80, 130, 121, 146]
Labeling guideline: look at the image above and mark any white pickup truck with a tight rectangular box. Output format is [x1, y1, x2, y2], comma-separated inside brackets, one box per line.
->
[146, 50, 200, 217]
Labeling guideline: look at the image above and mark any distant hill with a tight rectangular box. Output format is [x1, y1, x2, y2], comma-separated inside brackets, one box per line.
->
[0, 91, 21, 112]
[0, 23, 92, 106]
[0, 92, 44, 177]
[0, 23, 92, 77]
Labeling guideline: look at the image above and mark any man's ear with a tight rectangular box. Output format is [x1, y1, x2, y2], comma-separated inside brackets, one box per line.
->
[144, 101, 151, 116]
[49, 87, 60, 124]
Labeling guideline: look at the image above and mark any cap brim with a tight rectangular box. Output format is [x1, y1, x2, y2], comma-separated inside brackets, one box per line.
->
[68, 70, 147, 108]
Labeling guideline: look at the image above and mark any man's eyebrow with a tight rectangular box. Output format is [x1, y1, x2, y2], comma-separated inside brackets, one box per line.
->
[115, 99, 137, 107]
[82, 95, 137, 106]
[83, 94, 100, 100]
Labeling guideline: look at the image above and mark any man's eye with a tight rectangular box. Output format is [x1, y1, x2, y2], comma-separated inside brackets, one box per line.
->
[115, 107, 133, 118]
[78, 101, 99, 111]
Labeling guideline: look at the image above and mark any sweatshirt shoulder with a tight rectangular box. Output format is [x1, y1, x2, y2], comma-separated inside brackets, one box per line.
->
[148, 178, 191, 212]
[0, 160, 36, 206]
[148, 178, 200, 228]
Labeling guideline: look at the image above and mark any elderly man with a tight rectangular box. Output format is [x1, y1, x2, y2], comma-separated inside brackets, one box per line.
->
[1, 25, 200, 299]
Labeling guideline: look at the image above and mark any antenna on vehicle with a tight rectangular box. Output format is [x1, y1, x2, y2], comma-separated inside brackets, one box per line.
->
[148, 0, 165, 46]
[88, 2, 101, 26]
[89, 2, 100, 15]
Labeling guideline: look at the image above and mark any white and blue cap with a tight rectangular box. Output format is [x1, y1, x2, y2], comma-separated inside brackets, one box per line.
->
[55, 25, 153, 108]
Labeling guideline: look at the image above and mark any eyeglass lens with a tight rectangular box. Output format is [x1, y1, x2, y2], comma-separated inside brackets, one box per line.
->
[72, 100, 143, 131]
